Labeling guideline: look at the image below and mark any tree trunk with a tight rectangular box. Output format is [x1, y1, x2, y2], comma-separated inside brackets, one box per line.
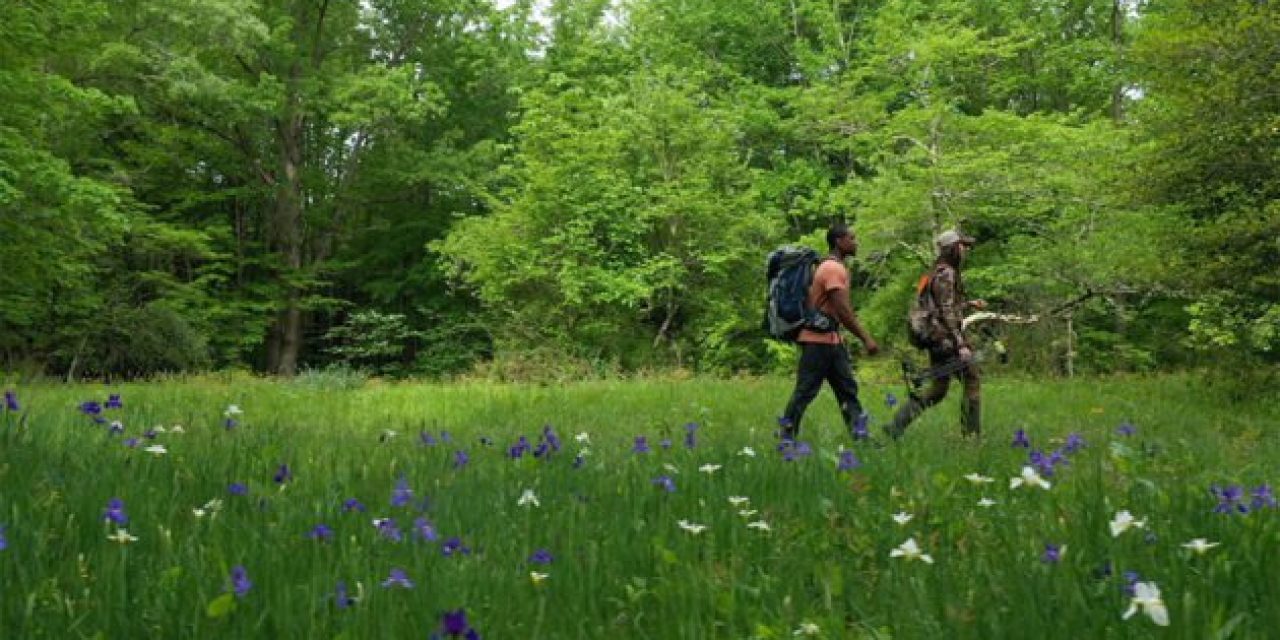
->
[268, 82, 306, 377]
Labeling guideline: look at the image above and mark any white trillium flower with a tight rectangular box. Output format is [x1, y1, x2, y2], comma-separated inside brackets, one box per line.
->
[574, 432, 590, 444]
[677, 519, 708, 535]
[738, 509, 758, 518]
[224, 405, 243, 417]
[892, 511, 914, 525]
[152, 426, 167, 434]
[727, 496, 750, 507]
[1181, 538, 1220, 555]
[793, 621, 821, 636]
[964, 473, 995, 484]
[663, 463, 680, 474]
[698, 464, 722, 474]
[738, 447, 757, 458]
[530, 571, 550, 584]
[889, 537, 934, 564]
[107, 528, 139, 544]
[1109, 510, 1147, 537]
[170, 425, 185, 434]
[747, 520, 771, 532]
[517, 489, 540, 508]
[977, 497, 997, 508]
[144, 444, 167, 456]
[1122, 581, 1169, 626]
[380, 429, 398, 440]
[1009, 466, 1051, 490]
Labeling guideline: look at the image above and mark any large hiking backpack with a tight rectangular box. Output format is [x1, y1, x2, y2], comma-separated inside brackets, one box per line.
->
[906, 271, 943, 349]
[763, 246, 836, 342]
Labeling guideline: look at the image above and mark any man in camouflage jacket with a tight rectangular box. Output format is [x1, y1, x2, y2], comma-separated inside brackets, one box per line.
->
[888, 230, 985, 438]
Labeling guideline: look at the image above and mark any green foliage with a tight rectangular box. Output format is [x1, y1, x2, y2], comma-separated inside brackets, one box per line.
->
[1, 0, 1275, 381]
[55, 304, 213, 379]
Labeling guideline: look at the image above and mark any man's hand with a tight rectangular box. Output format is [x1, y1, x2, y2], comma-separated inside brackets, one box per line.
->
[958, 346, 974, 363]
[863, 338, 880, 356]
[968, 299, 988, 311]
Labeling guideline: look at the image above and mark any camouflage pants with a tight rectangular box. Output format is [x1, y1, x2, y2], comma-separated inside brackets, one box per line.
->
[889, 348, 981, 437]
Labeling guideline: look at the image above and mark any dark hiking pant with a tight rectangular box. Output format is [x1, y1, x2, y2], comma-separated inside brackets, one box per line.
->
[889, 348, 981, 438]
[781, 343, 863, 440]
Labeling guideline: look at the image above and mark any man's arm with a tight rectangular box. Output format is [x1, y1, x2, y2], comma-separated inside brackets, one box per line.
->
[829, 288, 880, 355]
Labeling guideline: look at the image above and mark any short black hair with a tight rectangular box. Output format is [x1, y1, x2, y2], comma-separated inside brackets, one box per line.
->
[826, 223, 850, 250]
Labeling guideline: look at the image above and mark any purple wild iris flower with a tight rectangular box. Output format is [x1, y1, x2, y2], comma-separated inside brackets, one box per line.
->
[308, 524, 334, 541]
[508, 436, 531, 459]
[343, 498, 367, 513]
[142, 428, 158, 440]
[80, 401, 103, 417]
[572, 453, 585, 469]
[413, 517, 439, 542]
[632, 436, 650, 454]
[375, 518, 403, 542]
[1251, 484, 1277, 510]
[652, 475, 676, 493]
[420, 431, 438, 446]
[223, 417, 238, 430]
[381, 567, 413, 589]
[229, 566, 252, 597]
[1063, 432, 1085, 454]
[1211, 485, 1250, 514]
[1011, 429, 1030, 448]
[123, 437, 139, 448]
[1116, 421, 1136, 437]
[391, 477, 413, 508]
[529, 548, 553, 565]
[442, 536, 471, 557]
[885, 392, 898, 409]
[440, 431, 452, 443]
[1029, 450, 1058, 478]
[851, 412, 869, 441]
[453, 450, 470, 469]
[103, 498, 128, 525]
[229, 482, 248, 496]
[273, 463, 292, 484]
[440, 608, 480, 639]
[105, 394, 123, 410]
[782, 440, 813, 462]
[837, 450, 861, 472]
[542, 425, 561, 452]
[533, 441, 550, 458]
[334, 581, 356, 609]
[1122, 570, 1141, 596]
[4, 390, 18, 412]
[1042, 543, 1063, 564]
[0, 524, 8, 551]
[659, 438, 672, 450]
[683, 422, 699, 449]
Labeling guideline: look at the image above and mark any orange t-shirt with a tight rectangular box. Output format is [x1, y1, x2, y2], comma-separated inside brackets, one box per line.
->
[797, 259, 847, 344]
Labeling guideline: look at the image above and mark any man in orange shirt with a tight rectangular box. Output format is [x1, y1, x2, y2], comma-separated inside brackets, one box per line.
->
[779, 223, 881, 441]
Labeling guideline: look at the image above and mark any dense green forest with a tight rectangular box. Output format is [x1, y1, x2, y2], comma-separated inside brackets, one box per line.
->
[1, 0, 1276, 380]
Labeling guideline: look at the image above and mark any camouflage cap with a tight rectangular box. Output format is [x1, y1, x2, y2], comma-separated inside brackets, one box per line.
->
[935, 229, 976, 248]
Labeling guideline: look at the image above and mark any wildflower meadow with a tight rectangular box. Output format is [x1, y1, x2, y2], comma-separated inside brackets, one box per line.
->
[1, 375, 1277, 638]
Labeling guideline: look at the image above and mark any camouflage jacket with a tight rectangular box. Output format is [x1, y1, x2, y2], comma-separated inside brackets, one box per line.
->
[929, 263, 967, 351]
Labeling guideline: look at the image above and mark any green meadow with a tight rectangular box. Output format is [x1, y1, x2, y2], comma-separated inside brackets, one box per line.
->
[1, 374, 1277, 639]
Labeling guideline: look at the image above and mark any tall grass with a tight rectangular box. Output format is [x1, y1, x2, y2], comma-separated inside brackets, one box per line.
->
[0, 374, 1276, 638]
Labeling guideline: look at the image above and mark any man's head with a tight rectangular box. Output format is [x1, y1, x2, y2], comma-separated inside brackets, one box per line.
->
[935, 229, 975, 267]
[827, 222, 858, 257]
